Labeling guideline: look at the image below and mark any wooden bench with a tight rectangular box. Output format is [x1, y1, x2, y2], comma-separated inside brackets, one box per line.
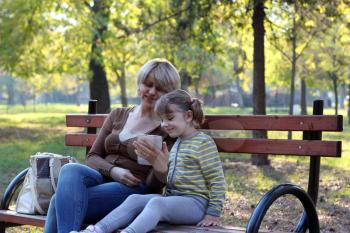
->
[0, 100, 342, 233]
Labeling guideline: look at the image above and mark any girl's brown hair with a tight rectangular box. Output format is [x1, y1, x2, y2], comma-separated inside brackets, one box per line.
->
[155, 89, 204, 129]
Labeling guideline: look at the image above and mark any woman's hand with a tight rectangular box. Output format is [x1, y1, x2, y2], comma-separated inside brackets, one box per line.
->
[110, 167, 141, 186]
[133, 140, 169, 173]
[196, 215, 220, 227]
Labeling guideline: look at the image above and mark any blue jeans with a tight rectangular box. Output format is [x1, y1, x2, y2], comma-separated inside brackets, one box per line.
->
[43, 163, 148, 233]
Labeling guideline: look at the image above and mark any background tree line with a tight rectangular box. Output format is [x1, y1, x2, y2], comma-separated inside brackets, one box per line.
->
[1, 0, 349, 165]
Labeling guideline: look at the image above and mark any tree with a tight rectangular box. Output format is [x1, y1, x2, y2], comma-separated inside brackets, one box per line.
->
[266, 0, 332, 118]
[86, 0, 111, 113]
[317, 23, 350, 115]
[252, 0, 269, 165]
[222, 1, 253, 107]
[150, 0, 226, 96]
[105, 0, 146, 107]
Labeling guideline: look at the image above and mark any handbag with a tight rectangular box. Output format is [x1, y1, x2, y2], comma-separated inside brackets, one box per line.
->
[15, 152, 77, 215]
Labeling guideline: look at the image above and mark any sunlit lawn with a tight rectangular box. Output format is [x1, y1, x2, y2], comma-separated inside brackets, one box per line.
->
[0, 104, 349, 232]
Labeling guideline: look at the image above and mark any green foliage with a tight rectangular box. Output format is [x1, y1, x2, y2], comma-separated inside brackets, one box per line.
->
[0, 0, 349, 105]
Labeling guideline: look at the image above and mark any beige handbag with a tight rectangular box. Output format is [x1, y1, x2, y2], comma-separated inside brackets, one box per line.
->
[15, 152, 77, 215]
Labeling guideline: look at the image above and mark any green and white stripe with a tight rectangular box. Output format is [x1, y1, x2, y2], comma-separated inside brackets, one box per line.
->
[166, 132, 226, 217]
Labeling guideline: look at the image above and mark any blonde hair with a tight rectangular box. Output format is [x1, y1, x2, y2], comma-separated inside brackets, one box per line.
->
[155, 89, 204, 129]
[137, 58, 180, 93]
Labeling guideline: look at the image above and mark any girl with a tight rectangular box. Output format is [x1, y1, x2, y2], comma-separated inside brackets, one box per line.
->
[72, 89, 226, 233]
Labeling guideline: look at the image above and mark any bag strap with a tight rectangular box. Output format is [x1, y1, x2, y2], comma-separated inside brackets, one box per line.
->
[50, 166, 57, 192]
[50, 156, 76, 192]
[29, 170, 46, 215]
[49, 157, 59, 192]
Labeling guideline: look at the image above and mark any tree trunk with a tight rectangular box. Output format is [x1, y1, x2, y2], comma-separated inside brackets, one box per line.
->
[194, 72, 201, 97]
[19, 83, 27, 107]
[234, 58, 249, 107]
[5, 77, 15, 106]
[348, 83, 350, 124]
[75, 84, 81, 106]
[339, 82, 345, 109]
[330, 36, 338, 115]
[44, 92, 49, 105]
[235, 75, 249, 107]
[19, 92, 27, 107]
[32, 87, 36, 113]
[208, 86, 216, 107]
[180, 69, 191, 91]
[288, 3, 297, 139]
[118, 63, 128, 107]
[274, 89, 279, 113]
[251, 0, 269, 166]
[88, 0, 111, 113]
[300, 77, 307, 115]
[331, 73, 338, 115]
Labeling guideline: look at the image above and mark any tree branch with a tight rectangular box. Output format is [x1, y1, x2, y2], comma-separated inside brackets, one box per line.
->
[84, 1, 92, 10]
[295, 28, 318, 60]
[114, 2, 210, 39]
[266, 18, 292, 62]
[296, 13, 330, 60]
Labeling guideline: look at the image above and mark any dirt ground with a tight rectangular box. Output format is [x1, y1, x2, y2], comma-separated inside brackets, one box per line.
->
[221, 160, 350, 233]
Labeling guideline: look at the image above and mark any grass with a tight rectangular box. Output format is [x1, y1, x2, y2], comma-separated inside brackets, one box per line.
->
[0, 104, 349, 232]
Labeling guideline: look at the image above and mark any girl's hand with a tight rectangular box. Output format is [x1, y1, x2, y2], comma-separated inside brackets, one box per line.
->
[133, 140, 169, 173]
[110, 167, 141, 186]
[196, 215, 220, 227]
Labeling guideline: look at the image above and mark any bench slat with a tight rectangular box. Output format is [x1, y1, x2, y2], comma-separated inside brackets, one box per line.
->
[151, 223, 281, 233]
[0, 210, 280, 233]
[214, 138, 341, 157]
[66, 134, 97, 147]
[0, 210, 45, 227]
[202, 115, 343, 131]
[65, 134, 341, 157]
[66, 115, 343, 132]
[66, 114, 107, 128]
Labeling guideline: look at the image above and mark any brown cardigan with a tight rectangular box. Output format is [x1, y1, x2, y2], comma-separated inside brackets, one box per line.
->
[86, 107, 175, 193]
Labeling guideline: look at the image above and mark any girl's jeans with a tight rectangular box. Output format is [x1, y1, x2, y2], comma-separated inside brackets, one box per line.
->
[43, 163, 148, 233]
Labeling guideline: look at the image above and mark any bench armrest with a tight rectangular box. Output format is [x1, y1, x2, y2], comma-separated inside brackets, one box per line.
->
[1, 168, 29, 210]
[245, 183, 319, 233]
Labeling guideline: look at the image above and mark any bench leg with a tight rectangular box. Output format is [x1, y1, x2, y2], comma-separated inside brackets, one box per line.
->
[0, 223, 8, 233]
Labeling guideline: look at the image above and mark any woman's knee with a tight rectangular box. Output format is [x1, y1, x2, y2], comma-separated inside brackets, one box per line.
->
[59, 163, 82, 179]
[60, 163, 94, 180]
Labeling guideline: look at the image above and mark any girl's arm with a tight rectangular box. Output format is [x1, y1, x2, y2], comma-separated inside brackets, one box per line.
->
[133, 140, 170, 192]
[144, 135, 175, 192]
[197, 137, 226, 218]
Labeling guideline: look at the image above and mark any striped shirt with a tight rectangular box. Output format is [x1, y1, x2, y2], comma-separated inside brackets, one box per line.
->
[165, 132, 226, 216]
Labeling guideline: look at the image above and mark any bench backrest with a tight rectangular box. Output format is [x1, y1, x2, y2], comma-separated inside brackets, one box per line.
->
[65, 112, 342, 157]
[65, 99, 342, 209]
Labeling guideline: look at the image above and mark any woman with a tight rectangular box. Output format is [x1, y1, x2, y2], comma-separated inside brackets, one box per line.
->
[71, 89, 226, 233]
[44, 58, 181, 233]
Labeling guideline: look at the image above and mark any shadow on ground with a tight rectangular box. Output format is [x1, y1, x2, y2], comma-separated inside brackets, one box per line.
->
[222, 159, 350, 233]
